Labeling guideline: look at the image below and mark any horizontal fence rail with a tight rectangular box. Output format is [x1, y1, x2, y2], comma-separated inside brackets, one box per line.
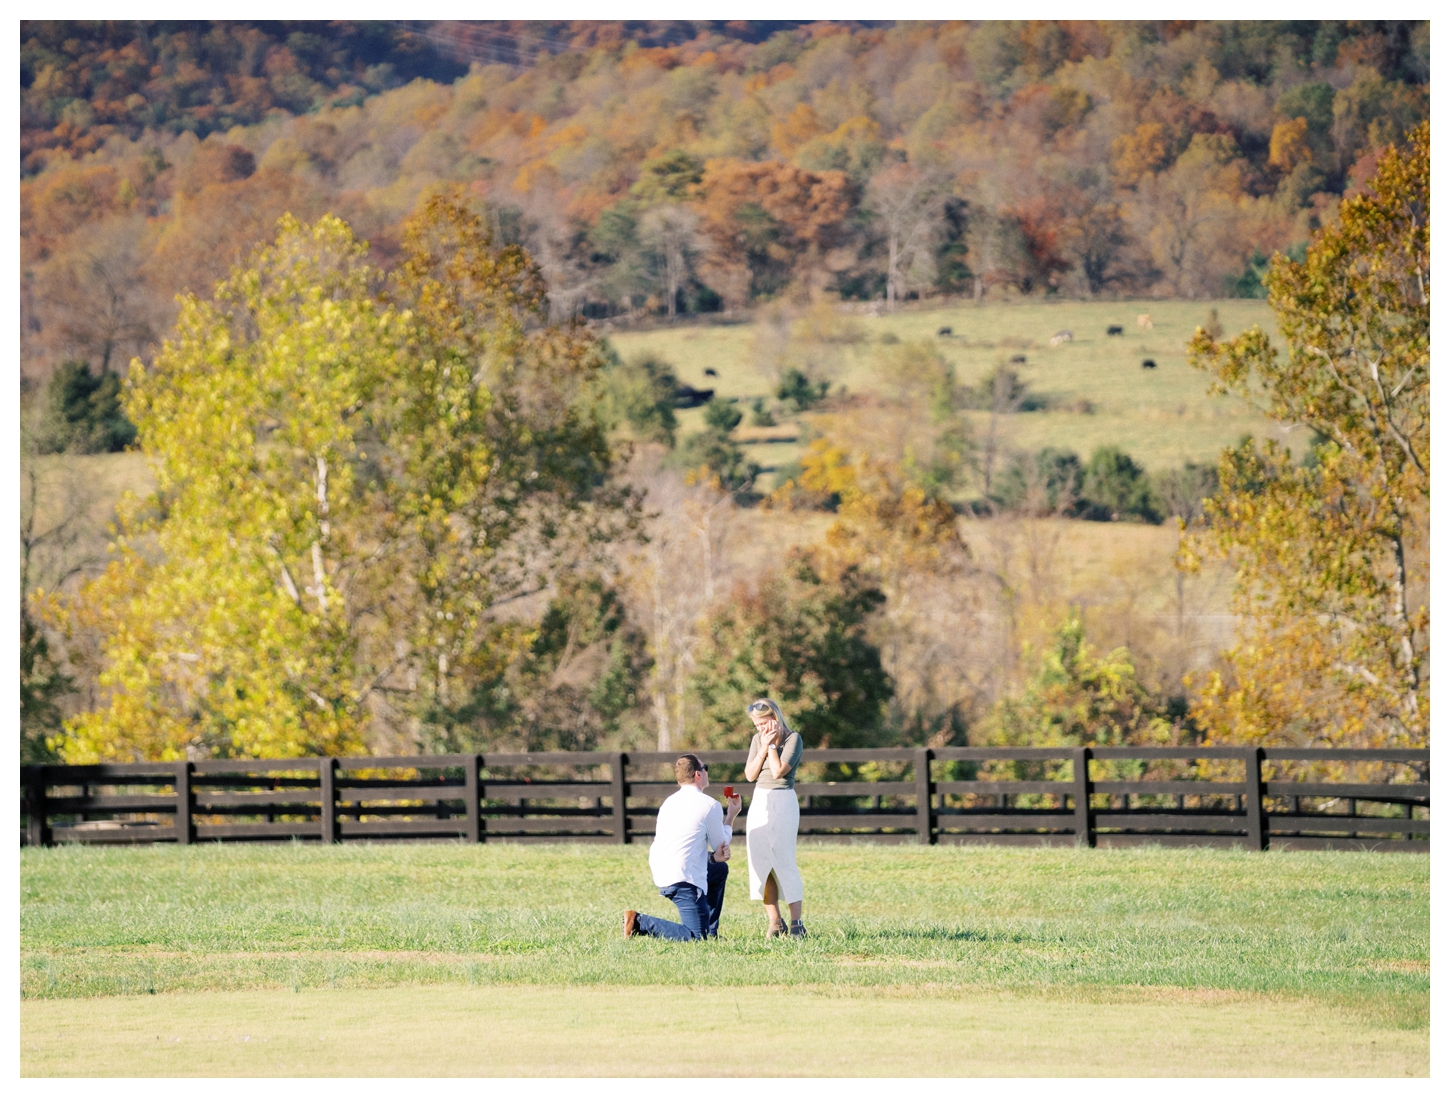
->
[21, 747, 1428, 852]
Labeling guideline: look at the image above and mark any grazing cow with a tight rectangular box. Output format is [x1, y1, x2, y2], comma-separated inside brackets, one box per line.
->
[704, 368, 718, 377]
[1050, 330, 1073, 347]
[1141, 359, 1157, 369]
[1009, 354, 1027, 364]
[1107, 325, 1123, 336]
[1137, 314, 1153, 329]
[937, 327, 953, 336]
[672, 384, 715, 407]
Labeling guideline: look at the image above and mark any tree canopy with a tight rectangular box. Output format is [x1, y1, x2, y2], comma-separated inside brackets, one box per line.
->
[1184, 121, 1427, 747]
[21, 21, 1430, 380]
[42, 198, 626, 761]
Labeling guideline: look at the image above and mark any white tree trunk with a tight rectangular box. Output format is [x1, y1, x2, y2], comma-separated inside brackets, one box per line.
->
[311, 455, 330, 613]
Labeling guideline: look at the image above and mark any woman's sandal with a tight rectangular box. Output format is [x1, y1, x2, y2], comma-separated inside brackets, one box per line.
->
[766, 919, 788, 938]
[790, 920, 807, 939]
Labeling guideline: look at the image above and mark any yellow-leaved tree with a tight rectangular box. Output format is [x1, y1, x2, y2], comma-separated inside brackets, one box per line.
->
[761, 345, 979, 744]
[1183, 122, 1428, 748]
[42, 195, 622, 761]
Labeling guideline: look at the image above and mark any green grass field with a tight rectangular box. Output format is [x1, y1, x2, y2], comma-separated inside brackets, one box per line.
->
[610, 298, 1283, 480]
[21, 843, 1428, 1076]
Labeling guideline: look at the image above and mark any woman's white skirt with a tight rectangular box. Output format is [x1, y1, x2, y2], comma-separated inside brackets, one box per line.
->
[746, 788, 803, 904]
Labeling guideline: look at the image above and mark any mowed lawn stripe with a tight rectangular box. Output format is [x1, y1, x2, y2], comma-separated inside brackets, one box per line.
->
[21, 983, 1426, 1077]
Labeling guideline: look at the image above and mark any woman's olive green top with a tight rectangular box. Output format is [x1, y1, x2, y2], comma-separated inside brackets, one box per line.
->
[746, 731, 804, 791]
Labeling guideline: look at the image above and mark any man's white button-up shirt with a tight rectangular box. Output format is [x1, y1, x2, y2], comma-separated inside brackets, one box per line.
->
[648, 784, 732, 892]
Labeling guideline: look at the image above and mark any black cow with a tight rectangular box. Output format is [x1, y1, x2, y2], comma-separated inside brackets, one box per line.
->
[1107, 325, 1124, 336]
[704, 368, 719, 377]
[1141, 359, 1157, 369]
[937, 327, 953, 336]
[1009, 354, 1027, 364]
[673, 385, 716, 407]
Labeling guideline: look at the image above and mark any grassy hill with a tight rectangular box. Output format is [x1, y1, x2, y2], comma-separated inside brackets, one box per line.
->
[611, 297, 1281, 488]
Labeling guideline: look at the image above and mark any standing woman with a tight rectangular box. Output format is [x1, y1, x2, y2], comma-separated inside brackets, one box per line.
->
[743, 698, 806, 938]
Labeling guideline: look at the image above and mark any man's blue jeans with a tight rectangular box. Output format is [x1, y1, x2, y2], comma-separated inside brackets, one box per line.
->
[637, 859, 728, 940]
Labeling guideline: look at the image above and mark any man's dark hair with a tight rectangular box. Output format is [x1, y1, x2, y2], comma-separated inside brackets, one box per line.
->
[674, 754, 705, 783]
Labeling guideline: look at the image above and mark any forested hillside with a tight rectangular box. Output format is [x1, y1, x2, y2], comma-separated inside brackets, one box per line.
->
[19, 23, 1427, 764]
[21, 19, 1428, 379]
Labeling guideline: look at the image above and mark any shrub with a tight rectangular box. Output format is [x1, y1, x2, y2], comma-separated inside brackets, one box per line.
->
[675, 397, 757, 498]
[703, 396, 743, 433]
[595, 347, 679, 446]
[963, 365, 1049, 411]
[1081, 445, 1160, 522]
[776, 367, 829, 411]
[35, 361, 136, 454]
[993, 447, 1084, 515]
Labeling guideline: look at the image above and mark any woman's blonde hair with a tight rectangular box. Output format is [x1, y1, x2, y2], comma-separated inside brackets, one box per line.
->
[745, 698, 794, 737]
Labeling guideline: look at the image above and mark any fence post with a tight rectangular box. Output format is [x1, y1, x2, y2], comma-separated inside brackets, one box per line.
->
[1073, 747, 1094, 847]
[465, 754, 482, 844]
[320, 757, 338, 844]
[175, 761, 193, 845]
[24, 767, 51, 848]
[915, 748, 934, 845]
[1244, 746, 1266, 851]
[611, 752, 629, 845]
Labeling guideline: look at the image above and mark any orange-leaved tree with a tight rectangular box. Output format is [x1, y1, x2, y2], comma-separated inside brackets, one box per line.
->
[1183, 122, 1428, 748]
[694, 158, 854, 305]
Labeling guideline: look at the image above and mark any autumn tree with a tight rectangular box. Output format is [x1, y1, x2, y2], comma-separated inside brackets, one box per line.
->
[145, 165, 343, 304]
[670, 396, 759, 506]
[1054, 163, 1129, 296]
[434, 571, 651, 753]
[622, 466, 736, 751]
[595, 343, 680, 447]
[797, 340, 974, 503]
[865, 160, 945, 310]
[1127, 133, 1247, 297]
[771, 390, 982, 745]
[964, 206, 1032, 301]
[979, 614, 1177, 750]
[638, 204, 708, 319]
[44, 197, 624, 761]
[20, 412, 98, 763]
[32, 214, 157, 374]
[1183, 122, 1427, 748]
[695, 158, 855, 304]
[690, 550, 892, 749]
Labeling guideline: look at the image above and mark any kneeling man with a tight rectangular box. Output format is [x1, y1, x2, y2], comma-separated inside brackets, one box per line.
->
[625, 753, 742, 940]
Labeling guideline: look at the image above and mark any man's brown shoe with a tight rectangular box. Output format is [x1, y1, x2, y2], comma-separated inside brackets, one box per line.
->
[623, 910, 640, 939]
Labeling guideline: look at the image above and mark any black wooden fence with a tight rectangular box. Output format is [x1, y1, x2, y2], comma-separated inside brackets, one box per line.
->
[21, 746, 1428, 852]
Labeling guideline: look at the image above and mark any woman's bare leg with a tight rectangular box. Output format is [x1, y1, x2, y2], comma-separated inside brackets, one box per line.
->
[788, 900, 802, 922]
[763, 872, 781, 925]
